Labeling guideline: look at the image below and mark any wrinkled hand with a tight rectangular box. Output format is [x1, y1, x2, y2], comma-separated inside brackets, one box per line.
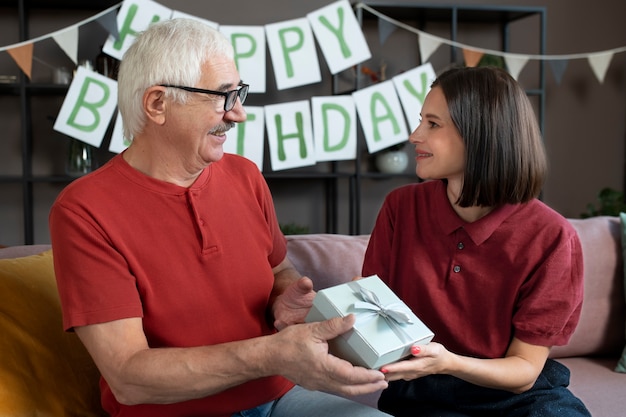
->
[379, 342, 449, 381]
[272, 277, 316, 330]
[272, 314, 388, 396]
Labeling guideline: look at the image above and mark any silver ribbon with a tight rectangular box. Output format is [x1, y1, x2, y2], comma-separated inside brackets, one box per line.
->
[348, 281, 414, 344]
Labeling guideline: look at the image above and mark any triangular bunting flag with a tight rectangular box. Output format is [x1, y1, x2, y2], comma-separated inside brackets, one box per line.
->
[97, 8, 120, 41]
[587, 51, 614, 83]
[548, 59, 569, 85]
[52, 27, 78, 64]
[418, 32, 442, 63]
[7, 43, 34, 79]
[378, 16, 397, 46]
[503, 54, 529, 80]
[462, 48, 484, 67]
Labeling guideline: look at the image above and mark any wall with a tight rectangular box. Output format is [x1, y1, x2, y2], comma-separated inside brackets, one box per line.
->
[1, 0, 625, 243]
[154, 0, 626, 224]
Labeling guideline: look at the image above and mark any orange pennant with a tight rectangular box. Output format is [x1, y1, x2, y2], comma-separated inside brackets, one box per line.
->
[462, 48, 484, 68]
[7, 43, 34, 79]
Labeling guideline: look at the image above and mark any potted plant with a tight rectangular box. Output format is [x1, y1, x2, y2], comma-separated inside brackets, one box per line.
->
[580, 187, 626, 218]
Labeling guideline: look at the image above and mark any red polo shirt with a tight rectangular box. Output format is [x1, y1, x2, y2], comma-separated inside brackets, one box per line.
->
[50, 153, 293, 417]
[363, 180, 584, 359]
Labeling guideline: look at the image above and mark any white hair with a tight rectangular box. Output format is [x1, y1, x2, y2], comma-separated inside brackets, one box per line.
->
[117, 18, 234, 140]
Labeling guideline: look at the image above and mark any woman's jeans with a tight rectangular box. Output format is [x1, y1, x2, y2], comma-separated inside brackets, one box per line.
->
[378, 359, 591, 417]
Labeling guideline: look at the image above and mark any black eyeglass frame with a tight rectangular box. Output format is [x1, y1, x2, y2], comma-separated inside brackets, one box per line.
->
[160, 83, 249, 112]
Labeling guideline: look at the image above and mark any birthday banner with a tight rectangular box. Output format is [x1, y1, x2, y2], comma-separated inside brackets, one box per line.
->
[50, 0, 438, 171]
[3, 0, 623, 171]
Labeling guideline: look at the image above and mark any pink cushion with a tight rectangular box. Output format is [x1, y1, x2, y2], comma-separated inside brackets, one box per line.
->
[558, 357, 626, 415]
[551, 217, 625, 358]
[286, 234, 370, 290]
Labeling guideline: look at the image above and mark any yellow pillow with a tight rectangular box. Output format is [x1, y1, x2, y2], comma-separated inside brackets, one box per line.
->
[0, 250, 106, 416]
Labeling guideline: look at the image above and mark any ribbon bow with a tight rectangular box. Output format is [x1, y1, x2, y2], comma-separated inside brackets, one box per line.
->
[353, 285, 413, 325]
[348, 281, 414, 344]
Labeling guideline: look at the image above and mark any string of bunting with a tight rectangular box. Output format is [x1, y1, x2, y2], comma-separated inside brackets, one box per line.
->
[4, 0, 626, 173]
[356, 3, 626, 84]
[1, 1, 624, 84]
[0, 2, 121, 79]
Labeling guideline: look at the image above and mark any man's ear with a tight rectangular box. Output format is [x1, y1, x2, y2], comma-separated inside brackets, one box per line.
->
[143, 86, 167, 125]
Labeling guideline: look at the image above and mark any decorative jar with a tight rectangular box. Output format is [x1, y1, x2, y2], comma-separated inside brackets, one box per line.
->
[375, 150, 409, 174]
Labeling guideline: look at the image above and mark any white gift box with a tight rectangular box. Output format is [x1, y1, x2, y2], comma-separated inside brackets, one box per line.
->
[305, 275, 434, 369]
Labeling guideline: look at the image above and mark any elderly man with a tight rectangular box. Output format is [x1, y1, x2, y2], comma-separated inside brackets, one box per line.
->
[49, 18, 389, 417]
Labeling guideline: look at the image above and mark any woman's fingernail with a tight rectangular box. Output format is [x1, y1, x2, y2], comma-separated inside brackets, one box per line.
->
[411, 345, 421, 355]
[380, 368, 388, 374]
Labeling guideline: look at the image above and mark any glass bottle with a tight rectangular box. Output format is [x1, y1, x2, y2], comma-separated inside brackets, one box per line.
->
[65, 139, 96, 177]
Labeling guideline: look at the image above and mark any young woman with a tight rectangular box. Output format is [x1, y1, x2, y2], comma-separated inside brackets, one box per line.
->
[362, 66, 591, 416]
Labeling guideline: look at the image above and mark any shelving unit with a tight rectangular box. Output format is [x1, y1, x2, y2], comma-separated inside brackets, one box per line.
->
[0, 1, 547, 244]
[263, 167, 349, 234]
[0, 0, 119, 245]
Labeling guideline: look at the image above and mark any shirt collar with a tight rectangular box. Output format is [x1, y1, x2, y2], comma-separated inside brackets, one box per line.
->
[433, 180, 519, 245]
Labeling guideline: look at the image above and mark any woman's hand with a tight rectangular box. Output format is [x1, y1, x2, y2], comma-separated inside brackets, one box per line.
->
[379, 338, 550, 394]
[380, 342, 452, 381]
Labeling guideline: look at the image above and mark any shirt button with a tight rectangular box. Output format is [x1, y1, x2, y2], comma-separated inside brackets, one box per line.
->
[453, 265, 461, 273]
[457, 242, 464, 250]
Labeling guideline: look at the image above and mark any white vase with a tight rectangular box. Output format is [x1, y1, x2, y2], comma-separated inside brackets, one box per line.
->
[375, 151, 409, 174]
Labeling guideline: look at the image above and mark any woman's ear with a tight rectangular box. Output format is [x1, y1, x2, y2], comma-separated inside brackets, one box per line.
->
[143, 86, 167, 125]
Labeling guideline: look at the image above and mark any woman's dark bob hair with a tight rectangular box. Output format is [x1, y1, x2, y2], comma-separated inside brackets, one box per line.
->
[432, 66, 547, 207]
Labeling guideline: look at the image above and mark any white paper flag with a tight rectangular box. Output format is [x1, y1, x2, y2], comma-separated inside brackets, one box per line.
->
[503, 53, 529, 81]
[108, 112, 130, 154]
[417, 32, 442, 63]
[54, 66, 118, 148]
[353, 80, 409, 154]
[265, 100, 317, 171]
[265, 18, 322, 90]
[52, 27, 78, 64]
[307, 0, 371, 75]
[223, 106, 265, 171]
[221, 26, 267, 93]
[311, 95, 357, 162]
[588, 51, 614, 84]
[102, 0, 173, 61]
[392, 63, 436, 132]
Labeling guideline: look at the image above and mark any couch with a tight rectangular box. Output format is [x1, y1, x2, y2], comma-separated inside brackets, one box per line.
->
[1, 215, 624, 416]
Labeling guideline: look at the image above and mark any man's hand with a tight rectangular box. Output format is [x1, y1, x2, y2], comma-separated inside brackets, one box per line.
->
[272, 276, 316, 330]
[271, 315, 389, 396]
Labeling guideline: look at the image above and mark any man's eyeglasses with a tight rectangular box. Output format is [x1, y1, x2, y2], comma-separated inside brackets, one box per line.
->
[160, 83, 249, 112]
